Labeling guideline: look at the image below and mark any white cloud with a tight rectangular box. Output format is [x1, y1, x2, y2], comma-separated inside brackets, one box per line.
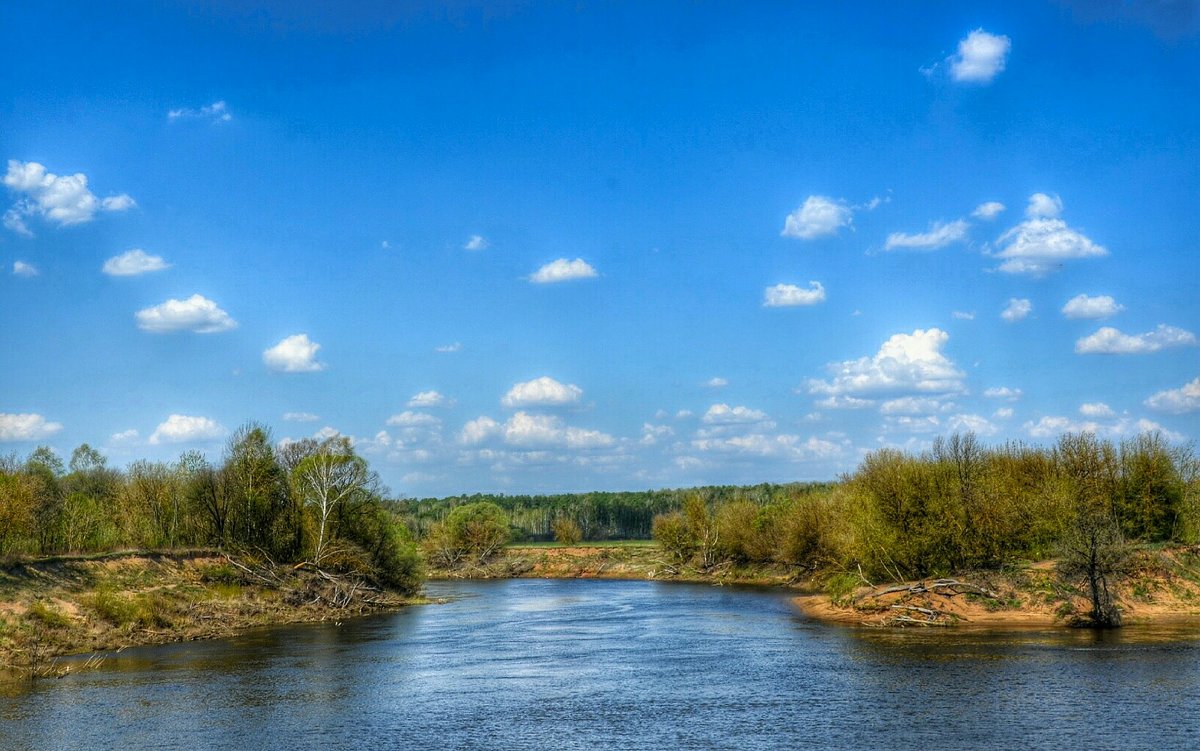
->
[983, 387, 1023, 401]
[3, 160, 134, 234]
[1080, 402, 1115, 418]
[0, 413, 63, 441]
[971, 202, 1005, 220]
[703, 377, 729, 388]
[807, 328, 965, 397]
[459, 416, 502, 445]
[502, 376, 583, 408]
[502, 411, 614, 449]
[950, 29, 1012, 83]
[435, 342, 462, 353]
[1001, 298, 1032, 322]
[1025, 193, 1062, 218]
[884, 219, 969, 251]
[168, 100, 232, 123]
[781, 195, 853, 240]
[702, 403, 770, 425]
[464, 234, 489, 251]
[992, 195, 1107, 275]
[692, 432, 843, 461]
[136, 294, 237, 333]
[764, 281, 826, 307]
[1075, 325, 1197, 355]
[103, 249, 170, 277]
[946, 413, 999, 436]
[263, 333, 326, 372]
[283, 412, 320, 422]
[879, 397, 955, 415]
[149, 414, 224, 445]
[993, 407, 1014, 419]
[1145, 377, 1200, 414]
[952, 311, 975, 321]
[386, 411, 440, 427]
[110, 429, 139, 443]
[1024, 415, 1182, 442]
[530, 258, 598, 283]
[408, 390, 450, 408]
[12, 260, 38, 277]
[1061, 294, 1123, 320]
[814, 395, 876, 410]
[640, 423, 674, 446]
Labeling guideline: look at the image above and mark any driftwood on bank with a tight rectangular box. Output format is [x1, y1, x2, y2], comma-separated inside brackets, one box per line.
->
[856, 578, 999, 602]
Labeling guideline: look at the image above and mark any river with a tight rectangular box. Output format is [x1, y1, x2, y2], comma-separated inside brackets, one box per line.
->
[3, 579, 1200, 750]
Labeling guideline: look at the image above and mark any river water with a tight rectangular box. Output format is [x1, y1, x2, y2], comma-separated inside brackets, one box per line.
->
[3, 578, 1199, 750]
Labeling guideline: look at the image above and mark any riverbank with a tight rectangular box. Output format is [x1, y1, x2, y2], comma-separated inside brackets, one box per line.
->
[432, 543, 1200, 629]
[0, 550, 417, 676]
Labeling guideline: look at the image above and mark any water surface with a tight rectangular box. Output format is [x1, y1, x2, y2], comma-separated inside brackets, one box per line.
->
[3, 579, 1199, 750]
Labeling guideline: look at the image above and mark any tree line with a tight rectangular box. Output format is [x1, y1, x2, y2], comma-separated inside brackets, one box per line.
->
[652, 431, 1199, 626]
[0, 424, 422, 594]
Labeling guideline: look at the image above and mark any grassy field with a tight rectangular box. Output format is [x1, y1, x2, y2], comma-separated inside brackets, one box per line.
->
[508, 540, 657, 549]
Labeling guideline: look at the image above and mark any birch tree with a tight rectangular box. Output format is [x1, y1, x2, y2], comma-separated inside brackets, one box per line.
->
[292, 437, 370, 565]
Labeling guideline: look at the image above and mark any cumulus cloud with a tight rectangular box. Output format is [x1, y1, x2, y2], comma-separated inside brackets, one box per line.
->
[3, 160, 134, 235]
[386, 411, 440, 427]
[781, 196, 853, 240]
[763, 281, 826, 307]
[1001, 298, 1032, 322]
[103, 249, 170, 276]
[459, 416, 502, 446]
[692, 432, 843, 461]
[1024, 415, 1182, 442]
[950, 29, 1012, 83]
[501, 412, 614, 449]
[984, 387, 1023, 401]
[814, 396, 876, 410]
[110, 429, 139, 443]
[283, 412, 320, 422]
[263, 333, 326, 372]
[136, 294, 237, 333]
[149, 414, 224, 445]
[946, 413, 999, 436]
[12, 260, 37, 277]
[530, 258, 598, 283]
[1079, 402, 1115, 418]
[1145, 377, 1200, 414]
[464, 235, 489, 251]
[502, 376, 583, 408]
[408, 390, 450, 408]
[991, 195, 1107, 275]
[640, 423, 674, 446]
[0, 413, 63, 441]
[703, 377, 729, 388]
[168, 100, 232, 123]
[883, 219, 969, 251]
[1061, 294, 1123, 320]
[702, 404, 770, 425]
[807, 328, 965, 397]
[993, 407, 1014, 419]
[879, 397, 956, 415]
[971, 202, 1005, 220]
[1075, 325, 1197, 355]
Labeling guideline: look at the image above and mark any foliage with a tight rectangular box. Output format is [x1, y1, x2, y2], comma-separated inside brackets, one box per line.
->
[552, 516, 584, 545]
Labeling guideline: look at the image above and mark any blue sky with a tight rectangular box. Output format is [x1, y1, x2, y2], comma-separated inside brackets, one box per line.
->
[2, 1, 1198, 496]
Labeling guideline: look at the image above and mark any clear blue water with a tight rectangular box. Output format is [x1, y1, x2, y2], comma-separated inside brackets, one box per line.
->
[3, 579, 1199, 750]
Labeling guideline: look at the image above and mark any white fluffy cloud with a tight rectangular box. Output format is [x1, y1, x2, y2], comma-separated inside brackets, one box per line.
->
[136, 294, 237, 333]
[807, 328, 965, 397]
[459, 416, 502, 445]
[103, 249, 170, 276]
[1001, 298, 1032, 322]
[971, 202, 1005, 220]
[763, 281, 826, 307]
[263, 334, 326, 371]
[464, 235, 489, 251]
[408, 390, 450, 408]
[781, 195, 853, 240]
[692, 432, 843, 461]
[946, 413, 999, 436]
[1144, 377, 1200, 414]
[1061, 294, 1123, 320]
[1075, 325, 1197, 355]
[149, 414, 224, 445]
[879, 397, 955, 415]
[950, 29, 1012, 83]
[992, 195, 1107, 275]
[501, 376, 583, 407]
[1024, 415, 1181, 442]
[983, 387, 1023, 401]
[1079, 402, 1115, 418]
[463, 411, 615, 449]
[0, 413, 63, 441]
[702, 403, 770, 425]
[12, 260, 38, 277]
[386, 411, 440, 427]
[3, 160, 134, 235]
[884, 219, 969, 251]
[530, 258, 598, 283]
[168, 100, 232, 123]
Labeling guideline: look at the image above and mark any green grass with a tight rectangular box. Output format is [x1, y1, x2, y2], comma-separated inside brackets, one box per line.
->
[508, 540, 656, 549]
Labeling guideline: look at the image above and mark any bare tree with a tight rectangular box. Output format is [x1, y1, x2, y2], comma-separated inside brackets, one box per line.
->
[292, 437, 370, 565]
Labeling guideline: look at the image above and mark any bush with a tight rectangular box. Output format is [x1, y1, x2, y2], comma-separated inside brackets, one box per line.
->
[552, 517, 583, 545]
